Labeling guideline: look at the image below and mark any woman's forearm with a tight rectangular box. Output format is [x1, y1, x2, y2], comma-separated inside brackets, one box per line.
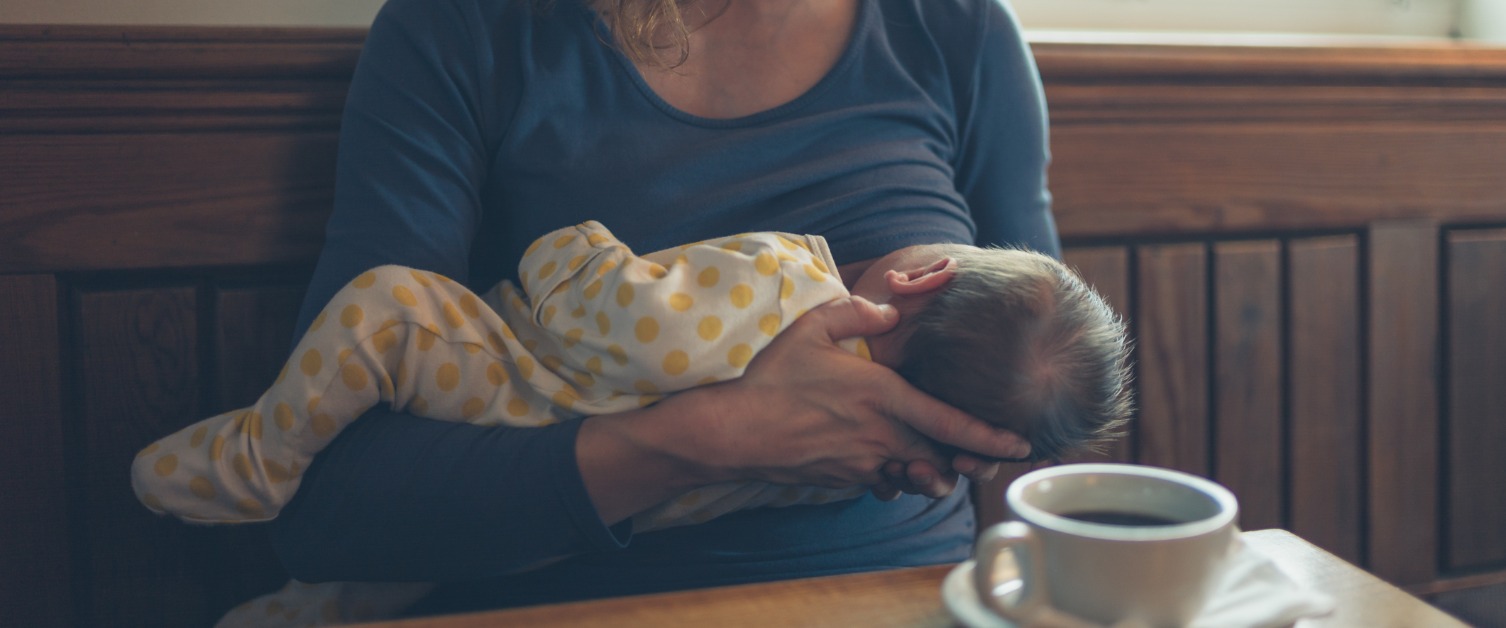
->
[268, 388, 748, 582]
[268, 410, 634, 583]
[575, 386, 739, 525]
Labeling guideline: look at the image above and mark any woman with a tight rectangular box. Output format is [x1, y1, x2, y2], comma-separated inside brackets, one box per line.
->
[268, 0, 1055, 615]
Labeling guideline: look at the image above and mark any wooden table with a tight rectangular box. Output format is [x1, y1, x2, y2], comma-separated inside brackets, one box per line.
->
[360, 529, 1463, 627]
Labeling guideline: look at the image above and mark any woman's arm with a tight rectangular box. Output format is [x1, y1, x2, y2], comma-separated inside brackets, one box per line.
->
[953, 0, 1060, 257]
[269, 0, 629, 581]
[868, 0, 1062, 493]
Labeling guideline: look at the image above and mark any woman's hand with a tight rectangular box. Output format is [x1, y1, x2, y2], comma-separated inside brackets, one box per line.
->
[683, 295, 1030, 494]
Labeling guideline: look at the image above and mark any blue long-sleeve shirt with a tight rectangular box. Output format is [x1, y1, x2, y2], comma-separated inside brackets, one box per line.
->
[268, 0, 1056, 613]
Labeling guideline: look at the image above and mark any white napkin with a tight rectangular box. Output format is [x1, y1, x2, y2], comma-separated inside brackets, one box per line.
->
[1189, 537, 1336, 628]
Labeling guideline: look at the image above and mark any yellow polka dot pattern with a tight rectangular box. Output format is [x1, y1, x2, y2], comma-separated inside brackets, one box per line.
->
[341, 304, 364, 328]
[698, 316, 723, 341]
[635, 317, 659, 343]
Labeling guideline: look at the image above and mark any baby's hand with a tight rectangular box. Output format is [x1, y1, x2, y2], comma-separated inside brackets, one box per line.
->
[871, 460, 957, 500]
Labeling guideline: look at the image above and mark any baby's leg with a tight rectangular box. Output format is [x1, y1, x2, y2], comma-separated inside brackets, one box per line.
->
[131, 265, 548, 523]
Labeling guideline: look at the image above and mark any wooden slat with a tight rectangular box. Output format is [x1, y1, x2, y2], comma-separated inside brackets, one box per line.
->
[213, 284, 306, 408]
[1445, 228, 1506, 571]
[74, 286, 213, 627]
[1061, 246, 1134, 464]
[1212, 240, 1283, 531]
[207, 284, 304, 611]
[1367, 222, 1440, 585]
[0, 132, 336, 274]
[1135, 243, 1209, 477]
[1288, 235, 1364, 566]
[0, 274, 71, 625]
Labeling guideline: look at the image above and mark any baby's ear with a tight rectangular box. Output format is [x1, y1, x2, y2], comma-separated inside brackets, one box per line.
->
[887, 257, 956, 296]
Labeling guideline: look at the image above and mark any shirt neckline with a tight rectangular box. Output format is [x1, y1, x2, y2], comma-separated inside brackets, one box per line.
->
[587, 0, 871, 129]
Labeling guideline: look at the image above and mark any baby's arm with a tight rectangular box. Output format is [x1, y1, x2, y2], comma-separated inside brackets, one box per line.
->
[514, 221, 851, 411]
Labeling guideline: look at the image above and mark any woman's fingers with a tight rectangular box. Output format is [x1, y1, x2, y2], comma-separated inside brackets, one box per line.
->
[804, 295, 900, 343]
[952, 453, 1001, 484]
[800, 300, 1031, 463]
[709, 294, 1024, 493]
[876, 375, 1032, 461]
[901, 460, 957, 498]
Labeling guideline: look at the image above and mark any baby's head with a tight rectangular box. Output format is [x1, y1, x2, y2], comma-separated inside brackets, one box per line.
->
[850, 244, 1133, 461]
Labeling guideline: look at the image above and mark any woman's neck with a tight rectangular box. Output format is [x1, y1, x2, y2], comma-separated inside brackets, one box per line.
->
[628, 0, 859, 119]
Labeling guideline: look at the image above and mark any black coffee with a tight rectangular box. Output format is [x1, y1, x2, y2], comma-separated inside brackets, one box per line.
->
[1059, 510, 1184, 527]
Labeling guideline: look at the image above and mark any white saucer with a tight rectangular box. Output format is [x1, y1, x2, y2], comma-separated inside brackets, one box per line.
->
[941, 550, 1024, 628]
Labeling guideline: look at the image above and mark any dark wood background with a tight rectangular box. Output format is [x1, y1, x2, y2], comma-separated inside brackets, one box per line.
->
[3, 26, 1506, 627]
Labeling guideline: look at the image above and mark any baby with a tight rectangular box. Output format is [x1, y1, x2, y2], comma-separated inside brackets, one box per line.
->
[133, 220, 1132, 624]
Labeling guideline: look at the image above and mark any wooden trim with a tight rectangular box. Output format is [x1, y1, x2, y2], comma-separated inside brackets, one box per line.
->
[1, 26, 358, 133]
[0, 25, 365, 79]
[4, 26, 1506, 273]
[1406, 569, 1506, 597]
[1036, 39, 1506, 239]
[1031, 39, 1506, 85]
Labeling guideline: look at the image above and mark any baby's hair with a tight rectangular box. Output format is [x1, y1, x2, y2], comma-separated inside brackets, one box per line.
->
[894, 246, 1133, 462]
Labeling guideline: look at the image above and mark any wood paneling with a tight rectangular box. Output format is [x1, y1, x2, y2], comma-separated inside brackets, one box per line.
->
[0, 132, 337, 274]
[1212, 240, 1284, 531]
[1367, 222, 1441, 586]
[0, 275, 71, 625]
[1061, 246, 1134, 464]
[1050, 126, 1506, 238]
[1445, 228, 1506, 571]
[1287, 235, 1364, 566]
[5, 26, 1506, 620]
[0, 26, 351, 277]
[1135, 243, 1209, 477]
[74, 286, 215, 627]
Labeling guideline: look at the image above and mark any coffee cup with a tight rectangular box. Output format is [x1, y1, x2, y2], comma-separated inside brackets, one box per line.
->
[973, 463, 1239, 627]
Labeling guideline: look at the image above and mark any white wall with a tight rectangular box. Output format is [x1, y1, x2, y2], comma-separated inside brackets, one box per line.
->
[1460, 0, 1506, 40]
[0, 0, 383, 26]
[1011, 0, 1458, 38]
[0, 0, 1500, 42]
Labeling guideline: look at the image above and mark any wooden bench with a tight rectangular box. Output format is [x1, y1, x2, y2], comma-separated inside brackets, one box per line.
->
[4, 26, 1505, 627]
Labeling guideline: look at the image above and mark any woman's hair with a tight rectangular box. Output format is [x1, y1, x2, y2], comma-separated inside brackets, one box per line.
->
[540, 0, 698, 68]
[895, 247, 1134, 462]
